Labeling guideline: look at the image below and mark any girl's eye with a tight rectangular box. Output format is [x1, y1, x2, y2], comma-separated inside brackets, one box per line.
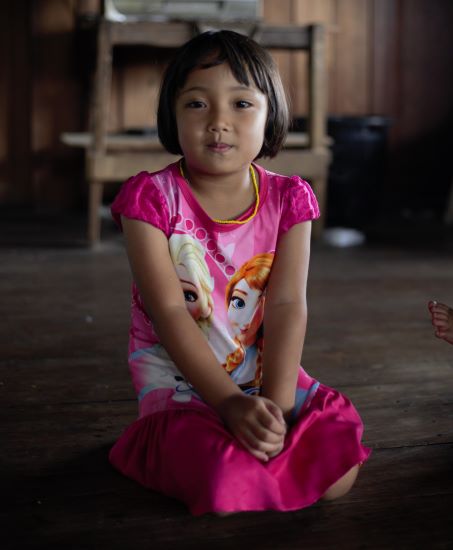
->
[184, 290, 198, 303]
[186, 100, 205, 109]
[236, 100, 252, 109]
[231, 296, 246, 309]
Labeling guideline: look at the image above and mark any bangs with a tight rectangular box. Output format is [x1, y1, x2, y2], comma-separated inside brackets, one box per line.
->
[177, 39, 257, 92]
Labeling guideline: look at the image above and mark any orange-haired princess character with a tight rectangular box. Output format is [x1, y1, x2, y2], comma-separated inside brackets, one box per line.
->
[223, 253, 274, 391]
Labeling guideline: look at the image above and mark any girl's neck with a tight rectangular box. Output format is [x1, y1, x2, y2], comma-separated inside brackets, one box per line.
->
[181, 161, 257, 222]
[183, 161, 252, 199]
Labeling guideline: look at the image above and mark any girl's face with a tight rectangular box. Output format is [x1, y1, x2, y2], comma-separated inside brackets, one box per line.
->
[176, 264, 210, 321]
[175, 63, 268, 177]
[228, 278, 264, 346]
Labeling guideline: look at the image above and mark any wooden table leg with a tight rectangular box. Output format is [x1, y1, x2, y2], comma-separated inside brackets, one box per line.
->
[88, 180, 103, 247]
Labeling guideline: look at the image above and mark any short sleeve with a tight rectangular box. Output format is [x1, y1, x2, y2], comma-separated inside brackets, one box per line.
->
[110, 171, 171, 237]
[278, 176, 320, 236]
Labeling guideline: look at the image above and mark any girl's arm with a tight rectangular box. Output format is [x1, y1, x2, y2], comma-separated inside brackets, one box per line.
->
[261, 221, 312, 421]
[122, 216, 286, 460]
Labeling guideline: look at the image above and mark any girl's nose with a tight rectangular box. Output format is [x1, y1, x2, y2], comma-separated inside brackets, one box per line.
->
[208, 108, 230, 133]
[209, 121, 230, 133]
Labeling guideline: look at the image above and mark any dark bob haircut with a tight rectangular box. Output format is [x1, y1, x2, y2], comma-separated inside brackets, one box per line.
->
[157, 30, 289, 159]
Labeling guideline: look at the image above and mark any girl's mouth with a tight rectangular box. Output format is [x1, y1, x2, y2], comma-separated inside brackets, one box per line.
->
[207, 142, 232, 153]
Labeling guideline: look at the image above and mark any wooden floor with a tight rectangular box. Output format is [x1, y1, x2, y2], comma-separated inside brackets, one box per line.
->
[2, 215, 453, 549]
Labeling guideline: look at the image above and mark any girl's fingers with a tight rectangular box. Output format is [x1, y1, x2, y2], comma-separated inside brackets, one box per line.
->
[263, 399, 286, 426]
[237, 433, 270, 462]
[250, 424, 284, 444]
[257, 413, 286, 437]
[240, 420, 284, 450]
[224, 395, 286, 460]
[242, 432, 284, 458]
[256, 400, 286, 434]
[266, 441, 284, 459]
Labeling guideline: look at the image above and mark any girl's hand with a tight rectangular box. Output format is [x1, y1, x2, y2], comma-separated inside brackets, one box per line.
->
[217, 394, 287, 462]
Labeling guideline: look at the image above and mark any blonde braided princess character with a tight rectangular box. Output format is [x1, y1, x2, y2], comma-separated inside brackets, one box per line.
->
[109, 29, 370, 516]
[223, 253, 273, 390]
[169, 233, 214, 335]
[124, 233, 214, 408]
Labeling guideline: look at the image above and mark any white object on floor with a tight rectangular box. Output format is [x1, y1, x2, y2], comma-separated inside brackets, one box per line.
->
[323, 227, 366, 248]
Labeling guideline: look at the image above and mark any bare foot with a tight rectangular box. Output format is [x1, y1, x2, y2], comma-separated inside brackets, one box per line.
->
[428, 301, 453, 345]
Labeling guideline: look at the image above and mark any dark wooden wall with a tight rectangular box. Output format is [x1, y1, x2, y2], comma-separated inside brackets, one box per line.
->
[1, 0, 453, 217]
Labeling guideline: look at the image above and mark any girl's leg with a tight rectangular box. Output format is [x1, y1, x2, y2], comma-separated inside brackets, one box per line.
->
[428, 301, 453, 345]
[321, 464, 360, 501]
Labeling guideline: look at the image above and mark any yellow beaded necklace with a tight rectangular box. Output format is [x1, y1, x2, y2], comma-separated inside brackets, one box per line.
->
[179, 160, 260, 225]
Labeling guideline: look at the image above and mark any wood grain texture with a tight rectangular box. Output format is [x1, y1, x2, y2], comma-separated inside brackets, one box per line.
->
[262, 0, 292, 106]
[333, 0, 372, 114]
[291, 0, 336, 115]
[2, 0, 453, 213]
[370, 0, 399, 118]
[1, 223, 452, 548]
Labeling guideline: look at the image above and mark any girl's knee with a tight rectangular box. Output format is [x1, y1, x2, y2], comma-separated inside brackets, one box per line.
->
[321, 464, 360, 501]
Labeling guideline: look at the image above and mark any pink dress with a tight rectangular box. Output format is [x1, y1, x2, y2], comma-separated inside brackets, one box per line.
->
[109, 160, 371, 515]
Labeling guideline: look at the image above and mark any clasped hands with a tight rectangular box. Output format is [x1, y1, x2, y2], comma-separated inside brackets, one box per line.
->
[217, 393, 288, 462]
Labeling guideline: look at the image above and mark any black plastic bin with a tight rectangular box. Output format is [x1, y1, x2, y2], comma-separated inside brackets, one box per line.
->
[293, 116, 391, 229]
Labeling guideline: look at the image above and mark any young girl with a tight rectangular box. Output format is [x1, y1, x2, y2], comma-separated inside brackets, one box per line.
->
[109, 30, 370, 515]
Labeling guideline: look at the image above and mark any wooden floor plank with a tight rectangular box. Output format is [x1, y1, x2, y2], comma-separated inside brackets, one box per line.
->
[4, 446, 453, 549]
[2, 385, 452, 478]
[4, 443, 453, 505]
[0, 357, 133, 406]
[2, 223, 453, 549]
[6, 497, 453, 550]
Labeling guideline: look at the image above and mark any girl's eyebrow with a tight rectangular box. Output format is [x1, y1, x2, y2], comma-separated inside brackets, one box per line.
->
[179, 84, 253, 95]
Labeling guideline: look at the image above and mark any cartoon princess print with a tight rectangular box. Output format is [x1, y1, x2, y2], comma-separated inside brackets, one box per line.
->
[169, 233, 215, 335]
[132, 233, 215, 406]
[223, 253, 274, 391]
[131, 346, 195, 404]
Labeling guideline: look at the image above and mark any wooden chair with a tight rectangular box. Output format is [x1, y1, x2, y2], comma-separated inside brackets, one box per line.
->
[62, 20, 330, 246]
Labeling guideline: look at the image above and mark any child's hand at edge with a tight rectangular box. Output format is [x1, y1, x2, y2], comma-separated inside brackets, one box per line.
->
[428, 300, 453, 344]
[217, 393, 287, 462]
